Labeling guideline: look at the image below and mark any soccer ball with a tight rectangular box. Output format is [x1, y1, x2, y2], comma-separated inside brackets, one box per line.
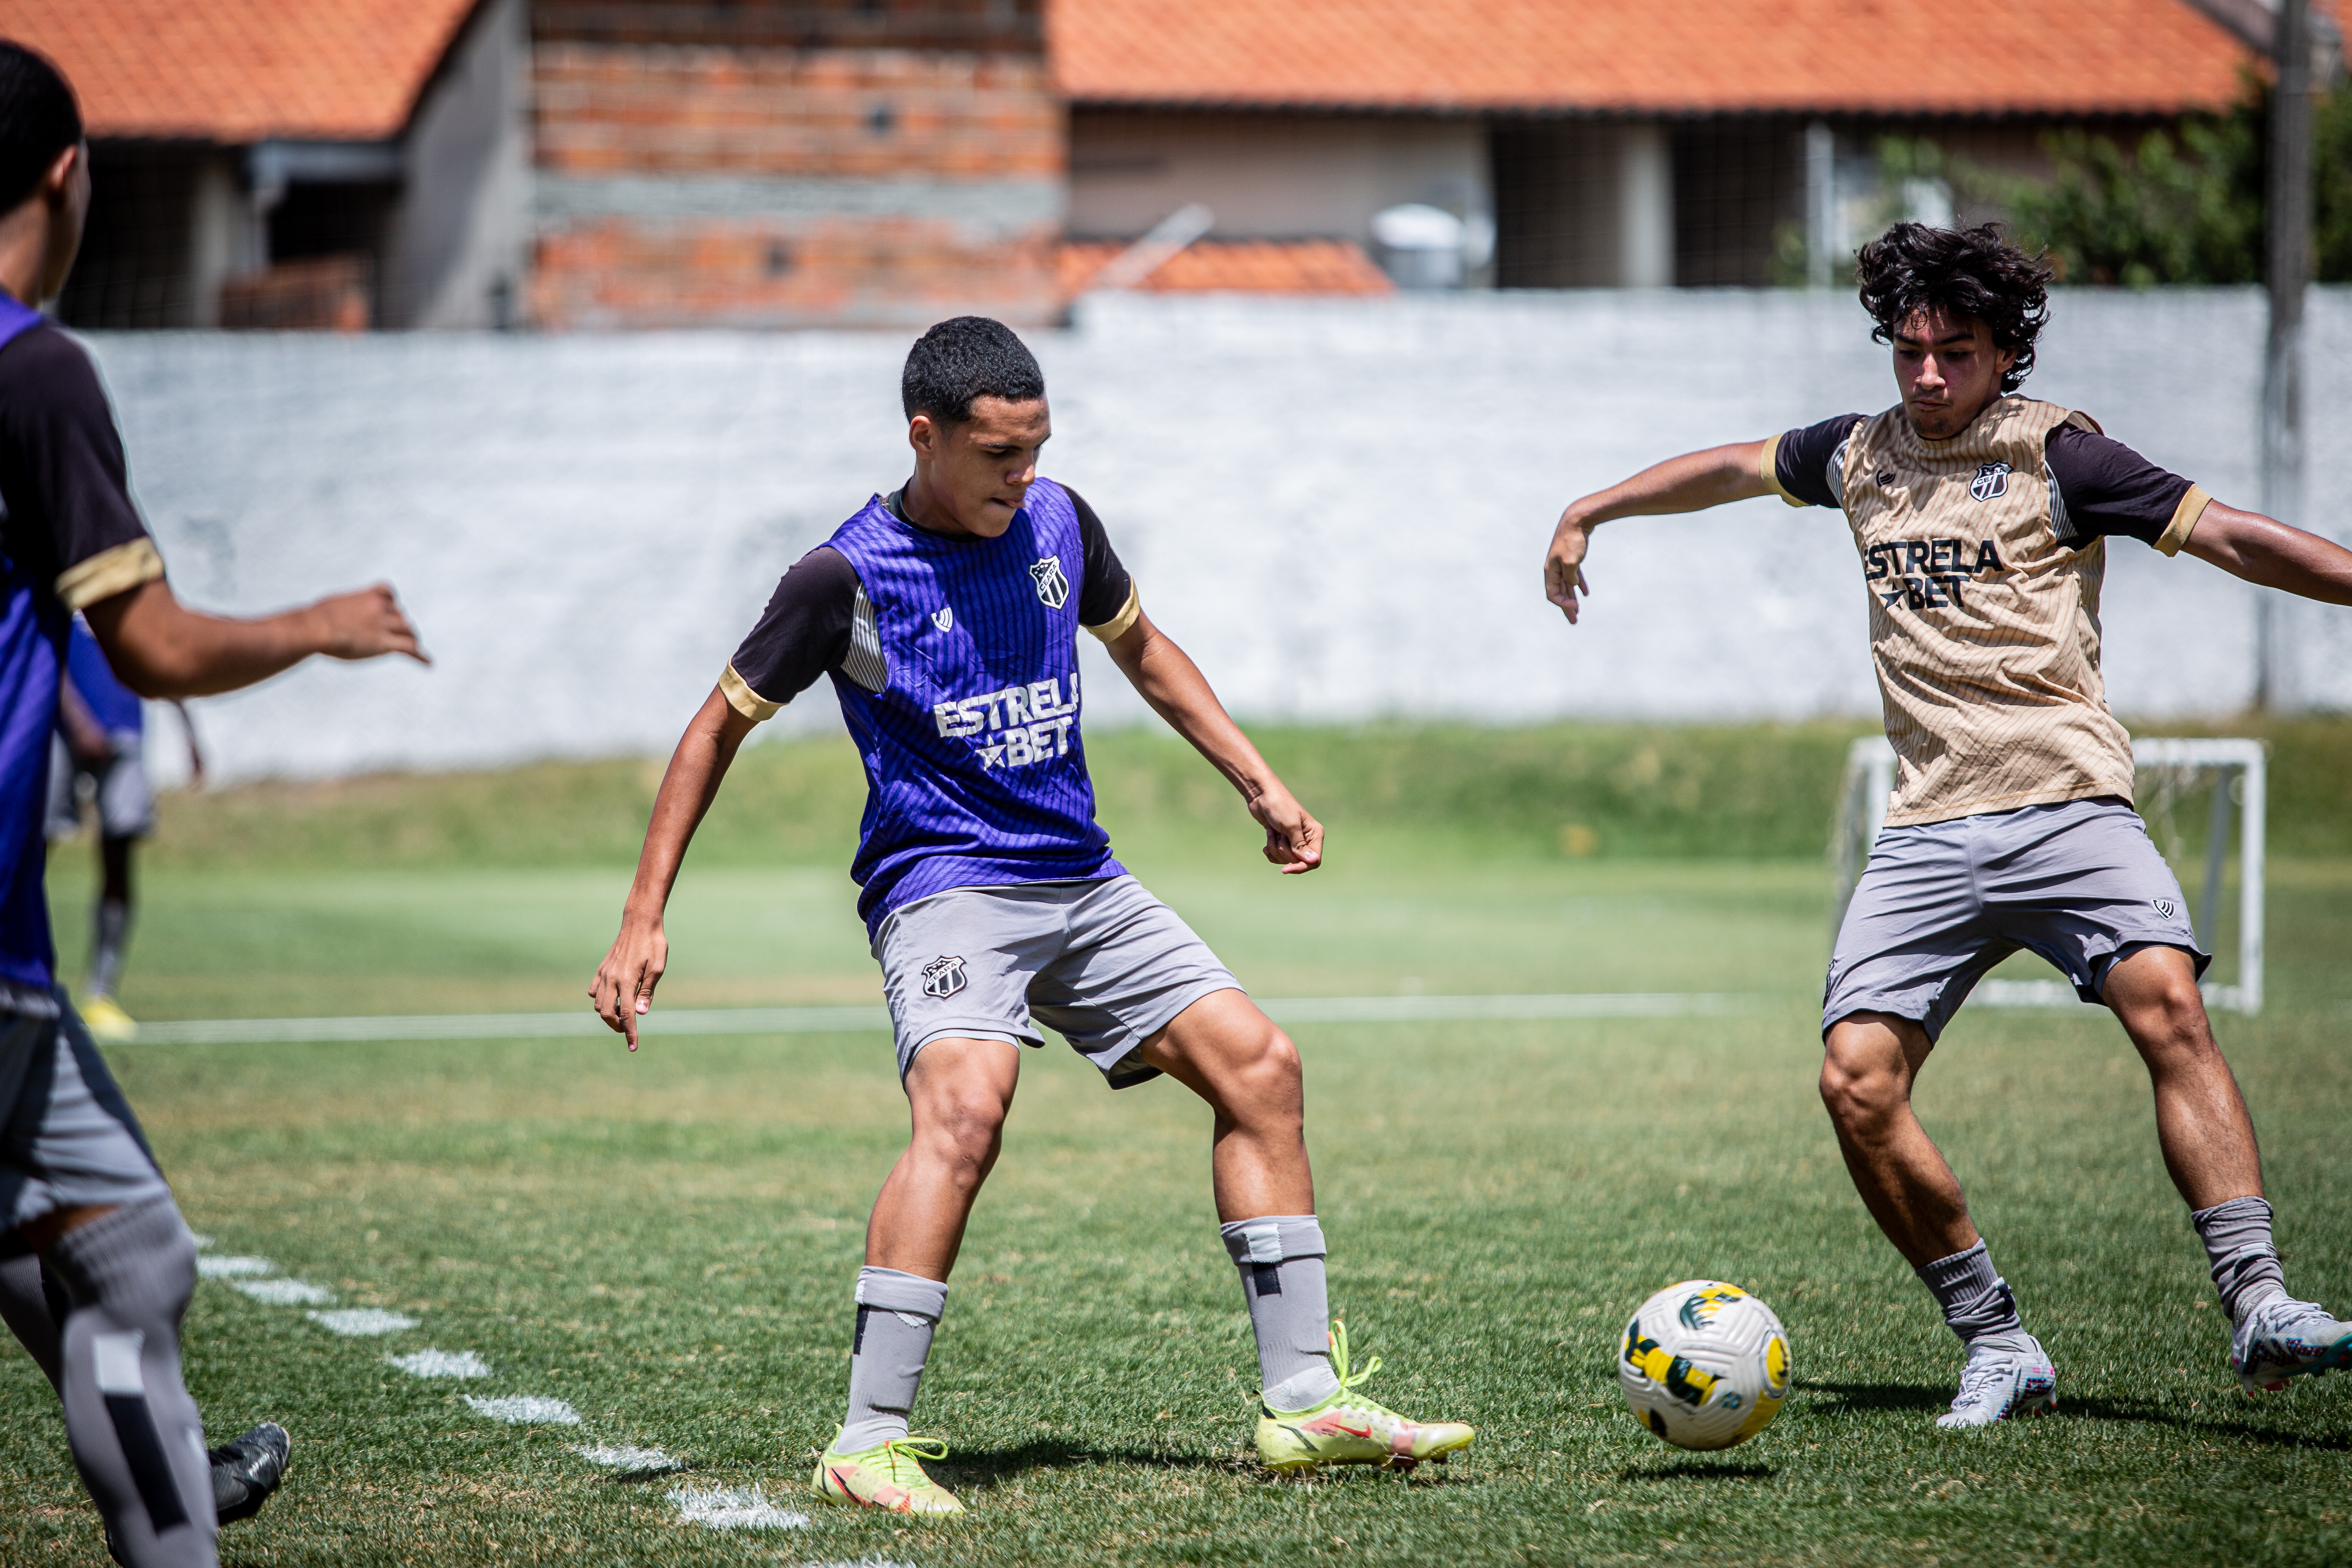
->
[1618, 1279, 1791, 1451]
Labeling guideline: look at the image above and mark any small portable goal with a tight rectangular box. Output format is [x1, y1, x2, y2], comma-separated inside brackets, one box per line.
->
[1830, 735, 2265, 1015]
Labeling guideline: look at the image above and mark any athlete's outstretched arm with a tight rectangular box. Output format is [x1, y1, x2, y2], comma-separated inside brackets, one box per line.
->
[84, 576, 425, 696]
[2182, 503, 2352, 606]
[1103, 610, 1322, 874]
[591, 687, 761, 1047]
[1545, 440, 1775, 623]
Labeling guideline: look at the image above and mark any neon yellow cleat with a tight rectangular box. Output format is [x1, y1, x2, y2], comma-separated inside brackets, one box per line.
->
[810, 1432, 964, 1516]
[79, 995, 136, 1042]
[1254, 1321, 1475, 1474]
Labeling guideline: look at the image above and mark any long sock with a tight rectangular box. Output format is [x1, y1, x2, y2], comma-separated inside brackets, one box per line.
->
[1220, 1215, 1337, 1409]
[835, 1266, 947, 1454]
[0, 1248, 64, 1388]
[2192, 1196, 2289, 1325]
[88, 897, 130, 1000]
[1917, 1241, 2025, 1347]
[47, 1196, 216, 1568]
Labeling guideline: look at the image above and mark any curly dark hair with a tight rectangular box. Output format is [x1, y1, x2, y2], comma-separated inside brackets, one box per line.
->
[1855, 222, 2054, 393]
[902, 315, 1045, 424]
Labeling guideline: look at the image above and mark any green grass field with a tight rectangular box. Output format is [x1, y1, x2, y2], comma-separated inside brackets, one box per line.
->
[5, 722, 2352, 1566]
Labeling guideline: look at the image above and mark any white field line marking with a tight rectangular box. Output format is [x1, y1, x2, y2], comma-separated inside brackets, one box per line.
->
[190, 1234, 215, 1249]
[575, 1443, 683, 1473]
[466, 1394, 582, 1426]
[310, 1308, 419, 1337]
[196, 1255, 274, 1279]
[390, 1349, 492, 1379]
[232, 1278, 333, 1306]
[667, 1485, 809, 1530]
[129, 993, 1751, 1046]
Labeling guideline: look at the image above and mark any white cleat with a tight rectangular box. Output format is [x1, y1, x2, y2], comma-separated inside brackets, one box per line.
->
[2231, 1296, 2352, 1394]
[1936, 1331, 2056, 1429]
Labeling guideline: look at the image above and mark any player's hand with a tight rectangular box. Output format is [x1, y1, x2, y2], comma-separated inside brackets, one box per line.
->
[591, 913, 668, 1051]
[1248, 783, 1323, 875]
[1544, 510, 1595, 623]
[308, 584, 430, 666]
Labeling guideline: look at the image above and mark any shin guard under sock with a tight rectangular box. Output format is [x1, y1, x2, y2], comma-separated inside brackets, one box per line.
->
[1221, 1215, 1337, 1409]
[48, 1197, 215, 1568]
[1917, 1241, 2026, 1347]
[837, 1266, 947, 1454]
[2193, 1196, 2289, 1326]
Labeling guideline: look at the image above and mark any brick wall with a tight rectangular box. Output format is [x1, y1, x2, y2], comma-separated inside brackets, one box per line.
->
[529, 40, 1064, 328]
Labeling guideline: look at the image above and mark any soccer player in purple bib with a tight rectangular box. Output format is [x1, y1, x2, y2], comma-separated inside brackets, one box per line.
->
[1543, 224, 2352, 1427]
[0, 42, 426, 1567]
[592, 318, 1473, 1513]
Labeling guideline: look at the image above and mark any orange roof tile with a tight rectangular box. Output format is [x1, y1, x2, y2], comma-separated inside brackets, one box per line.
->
[7, 0, 482, 143]
[1059, 238, 1395, 296]
[1050, 0, 2321, 117]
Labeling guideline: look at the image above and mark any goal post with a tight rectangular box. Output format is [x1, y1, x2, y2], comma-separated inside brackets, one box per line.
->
[1829, 735, 2265, 1014]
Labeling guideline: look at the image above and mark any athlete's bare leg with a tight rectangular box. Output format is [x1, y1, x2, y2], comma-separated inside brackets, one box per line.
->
[1820, 1012, 1979, 1269]
[2101, 944, 2264, 1209]
[863, 1037, 1022, 1280]
[1131, 988, 1313, 1223]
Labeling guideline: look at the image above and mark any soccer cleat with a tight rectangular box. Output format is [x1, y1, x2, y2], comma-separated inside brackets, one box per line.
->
[1253, 1320, 1475, 1474]
[211, 1421, 292, 1524]
[79, 995, 136, 1042]
[810, 1432, 964, 1516]
[2231, 1295, 2352, 1394]
[1936, 1331, 2057, 1428]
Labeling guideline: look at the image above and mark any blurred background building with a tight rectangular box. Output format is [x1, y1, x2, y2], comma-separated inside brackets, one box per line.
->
[13, 0, 2342, 328]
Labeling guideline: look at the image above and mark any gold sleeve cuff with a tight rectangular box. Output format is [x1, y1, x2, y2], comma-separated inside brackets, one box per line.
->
[2156, 484, 2211, 558]
[1758, 433, 1804, 507]
[1083, 579, 1142, 642]
[719, 662, 782, 722]
[57, 537, 164, 610]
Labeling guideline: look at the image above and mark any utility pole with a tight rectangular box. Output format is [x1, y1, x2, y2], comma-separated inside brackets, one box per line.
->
[2258, 0, 2315, 711]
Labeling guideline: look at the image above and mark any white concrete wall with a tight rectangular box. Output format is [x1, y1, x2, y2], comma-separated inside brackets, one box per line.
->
[82, 287, 2351, 784]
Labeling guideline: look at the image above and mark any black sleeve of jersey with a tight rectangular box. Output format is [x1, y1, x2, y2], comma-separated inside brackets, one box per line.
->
[0, 329, 151, 581]
[1773, 414, 1868, 508]
[729, 545, 859, 705]
[1064, 487, 1135, 627]
[2044, 424, 2198, 547]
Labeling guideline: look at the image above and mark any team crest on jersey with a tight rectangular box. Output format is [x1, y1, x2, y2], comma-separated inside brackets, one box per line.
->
[1970, 461, 2012, 501]
[1029, 555, 1070, 610]
[931, 607, 953, 633]
[920, 955, 968, 999]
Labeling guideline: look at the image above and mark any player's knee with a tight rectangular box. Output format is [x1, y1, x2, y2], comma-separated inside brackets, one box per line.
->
[1225, 1023, 1302, 1124]
[919, 1088, 1011, 1176]
[1818, 1043, 1900, 1131]
[42, 1198, 196, 1332]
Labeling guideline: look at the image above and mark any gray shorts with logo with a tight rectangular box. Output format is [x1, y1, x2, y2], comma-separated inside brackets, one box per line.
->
[1823, 795, 2208, 1043]
[0, 996, 172, 1241]
[872, 874, 1242, 1090]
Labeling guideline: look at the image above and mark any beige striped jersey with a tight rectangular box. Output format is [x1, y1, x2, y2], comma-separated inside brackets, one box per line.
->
[1763, 396, 2207, 827]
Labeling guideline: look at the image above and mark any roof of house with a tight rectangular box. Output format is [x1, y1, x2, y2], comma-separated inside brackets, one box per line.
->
[1049, 0, 2319, 117]
[9, 0, 483, 143]
[1059, 238, 1395, 296]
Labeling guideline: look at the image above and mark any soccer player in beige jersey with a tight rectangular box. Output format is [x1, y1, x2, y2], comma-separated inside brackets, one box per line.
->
[1543, 223, 2352, 1427]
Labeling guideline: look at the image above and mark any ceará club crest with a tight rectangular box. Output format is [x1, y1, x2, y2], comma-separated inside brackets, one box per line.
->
[1029, 555, 1070, 610]
[1970, 461, 2011, 502]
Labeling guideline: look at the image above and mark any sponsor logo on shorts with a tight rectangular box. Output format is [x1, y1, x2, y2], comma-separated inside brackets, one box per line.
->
[2154, 898, 2177, 920]
[931, 674, 1081, 771]
[920, 955, 968, 999]
[1030, 555, 1070, 610]
[1864, 536, 2005, 611]
[1970, 461, 2011, 501]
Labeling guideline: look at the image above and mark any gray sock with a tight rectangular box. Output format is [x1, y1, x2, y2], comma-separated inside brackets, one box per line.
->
[1917, 1241, 2026, 1347]
[836, 1266, 948, 1454]
[47, 1197, 216, 1568]
[1221, 1215, 1337, 1409]
[2192, 1195, 2289, 1325]
[0, 1248, 64, 1389]
[88, 897, 130, 1000]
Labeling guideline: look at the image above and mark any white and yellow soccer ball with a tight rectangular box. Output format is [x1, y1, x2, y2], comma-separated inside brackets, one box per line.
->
[1617, 1279, 1791, 1451]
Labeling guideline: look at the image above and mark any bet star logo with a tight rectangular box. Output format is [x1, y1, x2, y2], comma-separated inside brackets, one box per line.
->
[1029, 555, 1070, 610]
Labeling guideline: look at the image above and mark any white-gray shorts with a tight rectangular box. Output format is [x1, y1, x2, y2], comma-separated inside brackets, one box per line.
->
[871, 874, 1242, 1090]
[1824, 796, 2208, 1043]
[0, 998, 172, 1237]
[46, 731, 154, 842]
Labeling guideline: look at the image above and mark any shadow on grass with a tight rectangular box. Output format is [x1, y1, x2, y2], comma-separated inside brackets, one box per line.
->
[944, 1439, 1477, 1489]
[1616, 1461, 1775, 1483]
[1804, 1380, 2352, 1452]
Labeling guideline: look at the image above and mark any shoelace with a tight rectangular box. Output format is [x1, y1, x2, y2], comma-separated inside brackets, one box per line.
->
[1327, 1320, 1394, 1410]
[877, 1435, 949, 1486]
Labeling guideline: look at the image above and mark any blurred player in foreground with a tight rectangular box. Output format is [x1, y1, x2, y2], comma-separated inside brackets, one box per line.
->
[0, 43, 426, 1567]
[49, 612, 206, 1040]
[593, 317, 1473, 1514]
[1544, 222, 2352, 1427]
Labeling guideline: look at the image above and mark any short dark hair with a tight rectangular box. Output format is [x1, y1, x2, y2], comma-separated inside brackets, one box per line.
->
[901, 315, 1045, 424]
[0, 42, 80, 213]
[1856, 222, 2054, 394]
